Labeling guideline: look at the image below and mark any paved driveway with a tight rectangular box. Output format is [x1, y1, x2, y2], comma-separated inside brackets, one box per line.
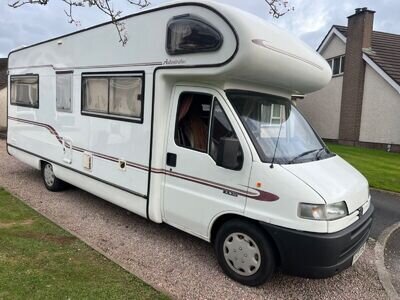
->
[0, 140, 387, 299]
[371, 189, 400, 238]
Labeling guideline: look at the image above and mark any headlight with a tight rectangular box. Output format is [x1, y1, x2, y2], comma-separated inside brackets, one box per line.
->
[298, 201, 348, 221]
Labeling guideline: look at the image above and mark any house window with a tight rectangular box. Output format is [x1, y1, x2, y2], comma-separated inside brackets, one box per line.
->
[166, 15, 223, 55]
[56, 72, 73, 112]
[10, 75, 39, 108]
[82, 74, 143, 122]
[340, 56, 345, 73]
[327, 55, 345, 76]
[261, 104, 283, 126]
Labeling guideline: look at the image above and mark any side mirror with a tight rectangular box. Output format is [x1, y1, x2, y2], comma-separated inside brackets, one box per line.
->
[216, 137, 243, 170]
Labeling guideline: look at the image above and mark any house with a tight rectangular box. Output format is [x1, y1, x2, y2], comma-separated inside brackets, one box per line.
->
[0, 58, 7, 133]
[297, 8, 400, 152]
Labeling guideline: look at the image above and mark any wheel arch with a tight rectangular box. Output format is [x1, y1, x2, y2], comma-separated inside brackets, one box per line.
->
[39, 159, 48, 169]
[209, 213, 281, 264]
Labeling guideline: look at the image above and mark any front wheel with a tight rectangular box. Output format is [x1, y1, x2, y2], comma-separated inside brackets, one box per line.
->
[41, 162, 67, 192]
[214, 219, 276, 286]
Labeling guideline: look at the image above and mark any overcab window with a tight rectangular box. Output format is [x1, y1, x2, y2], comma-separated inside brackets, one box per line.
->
[166, 15, 223, 55]
[10, 75, 39, 108]
[82, 74, 143, 122]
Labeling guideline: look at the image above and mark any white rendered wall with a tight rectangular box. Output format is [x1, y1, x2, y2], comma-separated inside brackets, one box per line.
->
[359, 65, 400, 145]
[297, 77, 343, 139]
[320, 34, 346, 59]
[297, 35, 345, 139]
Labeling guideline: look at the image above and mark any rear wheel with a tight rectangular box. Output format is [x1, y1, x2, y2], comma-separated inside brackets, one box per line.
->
[215, 219, 276, 286]
[41, 162, 67, 192]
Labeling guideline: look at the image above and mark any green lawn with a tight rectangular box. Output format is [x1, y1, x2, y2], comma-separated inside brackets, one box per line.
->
[0, 188, 169, 300]
[326, 143, 400, 193]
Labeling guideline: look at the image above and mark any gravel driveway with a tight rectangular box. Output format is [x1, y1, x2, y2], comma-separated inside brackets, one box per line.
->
[0, 140, 387, 299]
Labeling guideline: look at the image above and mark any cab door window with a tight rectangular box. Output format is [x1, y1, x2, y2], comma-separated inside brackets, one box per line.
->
[174, 92, 243, 170]
[210, 100, 243, 170]
[175, 93, 212, 152]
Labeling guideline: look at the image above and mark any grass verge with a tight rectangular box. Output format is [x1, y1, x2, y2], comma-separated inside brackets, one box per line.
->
[0, 188, 169, 300]
[327, 143, 400, 193]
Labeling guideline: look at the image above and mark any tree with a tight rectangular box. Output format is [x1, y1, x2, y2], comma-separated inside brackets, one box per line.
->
[9, 0, 293, 46]
[265, 0, 293, 18]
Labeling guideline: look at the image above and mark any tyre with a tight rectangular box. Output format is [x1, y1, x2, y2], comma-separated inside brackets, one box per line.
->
[214, 219, 276, 286]
[41, 162, 67, 192]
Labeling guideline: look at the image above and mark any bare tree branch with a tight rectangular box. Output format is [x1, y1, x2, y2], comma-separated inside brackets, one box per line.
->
[9, 0, 150, 46]
[9, 0, 291, 46]
[265, 0, 294, 18]
[61, 0, 83, 26]
[9, 0, 49, 8]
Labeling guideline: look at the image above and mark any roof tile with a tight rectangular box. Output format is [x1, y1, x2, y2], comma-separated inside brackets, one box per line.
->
[333, 25, 400, 86]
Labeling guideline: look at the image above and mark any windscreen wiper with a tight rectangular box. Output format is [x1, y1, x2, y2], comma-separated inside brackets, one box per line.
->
[289, 148, 320, 164]
[315, 147, 327, 160]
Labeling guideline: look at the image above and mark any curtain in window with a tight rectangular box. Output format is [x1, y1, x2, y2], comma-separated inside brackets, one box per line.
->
[11, 76, 38, 107]
[109, 78, 142, 118]
[56, 73, 72, 112]
[83, 78, 108, 113]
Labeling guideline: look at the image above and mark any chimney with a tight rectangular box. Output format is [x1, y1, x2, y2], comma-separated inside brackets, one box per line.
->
[338, 7, 375, 143]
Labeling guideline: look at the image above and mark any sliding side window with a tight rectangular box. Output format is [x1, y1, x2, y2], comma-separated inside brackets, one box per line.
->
[56, 72, 73, 112]
[82, 74, 143, 122]
[10, 75, 39, 108]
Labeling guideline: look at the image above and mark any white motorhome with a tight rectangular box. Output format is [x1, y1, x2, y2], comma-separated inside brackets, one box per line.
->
[7, 0, 373, 286]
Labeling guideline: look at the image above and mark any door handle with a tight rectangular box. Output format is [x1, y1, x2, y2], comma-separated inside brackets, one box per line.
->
[166, 152, 177, 167]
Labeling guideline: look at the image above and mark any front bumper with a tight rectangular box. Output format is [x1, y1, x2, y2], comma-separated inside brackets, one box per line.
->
[260, 204, 374, 278]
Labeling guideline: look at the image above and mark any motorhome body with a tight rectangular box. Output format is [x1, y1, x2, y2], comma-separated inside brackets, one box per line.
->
[7, 0, 373, 286]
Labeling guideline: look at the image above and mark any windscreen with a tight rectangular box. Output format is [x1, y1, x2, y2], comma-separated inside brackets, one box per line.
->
[227, 90, 333, 164]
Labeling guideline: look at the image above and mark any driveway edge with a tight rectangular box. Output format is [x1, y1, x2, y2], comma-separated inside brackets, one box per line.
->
[375, 222, 400, 300]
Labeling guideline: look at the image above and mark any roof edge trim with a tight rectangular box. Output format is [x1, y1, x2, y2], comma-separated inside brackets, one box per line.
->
[317, 26, 347, 53]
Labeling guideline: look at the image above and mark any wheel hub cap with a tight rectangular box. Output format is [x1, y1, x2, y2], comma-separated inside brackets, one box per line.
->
[44, 164, 55, 186]
[223, 233, 261, 276]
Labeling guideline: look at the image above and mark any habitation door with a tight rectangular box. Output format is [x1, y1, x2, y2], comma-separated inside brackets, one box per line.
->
[163, 86, 252, 238]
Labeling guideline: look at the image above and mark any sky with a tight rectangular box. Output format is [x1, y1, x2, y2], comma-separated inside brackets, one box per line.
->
[0, 0, 400, 57]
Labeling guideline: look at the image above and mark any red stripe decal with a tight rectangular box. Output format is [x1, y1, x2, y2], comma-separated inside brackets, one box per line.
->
[8, 117, 279, 202]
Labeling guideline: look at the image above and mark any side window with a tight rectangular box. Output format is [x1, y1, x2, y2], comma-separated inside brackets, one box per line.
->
[82, 77, 109, 114]
[81, 74, 143, 121]
[174, 93, 243, 170]
[166, 15, 223, 55]
[109, 77, 142, 118]
[210, 100, 243, 169]
[56, 72, 73, 112]
[175, 92, 212, 152]
[10, 75, 39, 108]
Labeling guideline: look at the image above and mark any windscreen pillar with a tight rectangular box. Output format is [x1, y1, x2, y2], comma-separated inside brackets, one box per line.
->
[338, 8, 375, 144]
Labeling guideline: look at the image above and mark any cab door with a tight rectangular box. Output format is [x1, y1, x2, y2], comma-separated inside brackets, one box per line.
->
[163, 86, 253, 238]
